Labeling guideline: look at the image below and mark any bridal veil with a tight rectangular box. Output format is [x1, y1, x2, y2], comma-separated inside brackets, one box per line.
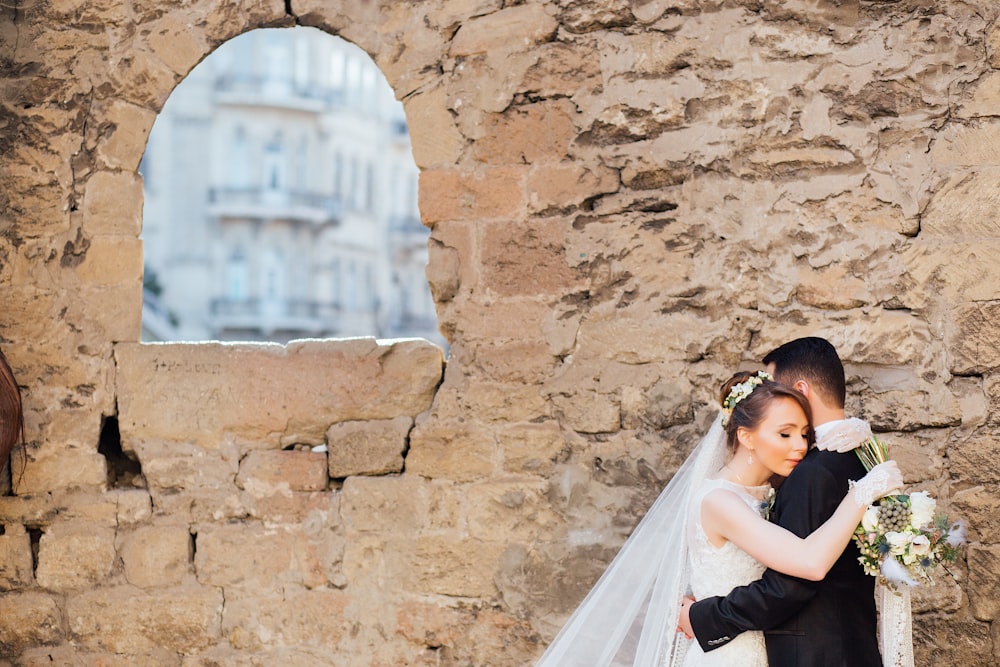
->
[535, 416, 728, 667]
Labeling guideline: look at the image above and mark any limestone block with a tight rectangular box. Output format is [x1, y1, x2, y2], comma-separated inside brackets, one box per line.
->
[929, 121, 1000, 167]
[956, 71, 1000, 119]
[948, 436, 1000, 486]
[749, 310, 933, 367]
[115, 338, 443, 448]
[795, 263, 869, 310]
[885, 431, 945, 484]
[456, 298, 551, 342]
[910, 571, 963, 614]
[419, 167, 527, 224]
[470, 100, 581, 166]
[403, 86, 465, 169]
[968, 545, 1000, 620]
[19, 645, 179, 666]
[480, 219, 585, 298]
[550, 392, 621, 434]
[17, 447, 108, 495]
[237, 449, 328, 492]
[194, 522, 340, 590]
[464, 480, 558, 542]
[449, 5, 557, 57]
[951, 485, 1000, 542]
[121, 525, 192, 588]
[73, 235, 143, 287]
[112, 489, 154, 524]
[499, 423, 565, 475]
[94, 101, 157, 172]
[921, 170, 1000, 239]
[989, 20, 1000, 69]
[393, 535, 505, 597]
[557, 0, 633, 34]
[471, 340, 557, 384]
[0, 525, 34, 590]
[855, 386, 961, 431]
[902, 240, 1000, 304]
[0, 592, 63, 653]
[326, 416, 411, 478]
[406, 418, 495, 481]
[950, 303, 1000, 374]
[341, 474, 426, 533]
[915, 615, 994, 664]
[145, 14, 209, 76]
[521, 42, 603, 100]
[245, 488, 339, 524]
[222, 589, 349, 651]
[67, 584, 222, 654]
[526, 163, 619, 215]
[35, 521, 116, 591]
[136, 441, 238, 492]
[82, 171, 144, 236]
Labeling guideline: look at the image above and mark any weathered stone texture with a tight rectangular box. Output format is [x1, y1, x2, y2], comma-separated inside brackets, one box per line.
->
[4, 0, 1000, 664]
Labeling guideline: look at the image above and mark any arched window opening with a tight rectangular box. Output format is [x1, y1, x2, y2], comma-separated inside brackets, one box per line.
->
[140, 26, 442, 347]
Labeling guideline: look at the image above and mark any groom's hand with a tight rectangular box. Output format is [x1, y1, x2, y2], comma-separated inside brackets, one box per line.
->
[677, 595, 696, 639]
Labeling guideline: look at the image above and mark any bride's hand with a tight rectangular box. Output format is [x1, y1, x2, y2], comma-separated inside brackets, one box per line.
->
[851, 460, 904, 507]
[677, 595, 696, 639]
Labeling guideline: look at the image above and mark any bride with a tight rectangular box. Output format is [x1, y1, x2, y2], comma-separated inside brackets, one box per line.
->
[535, 370, 901, 667]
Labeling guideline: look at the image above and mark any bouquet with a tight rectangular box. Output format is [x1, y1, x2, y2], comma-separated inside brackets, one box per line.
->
[853, 436, 966, 591]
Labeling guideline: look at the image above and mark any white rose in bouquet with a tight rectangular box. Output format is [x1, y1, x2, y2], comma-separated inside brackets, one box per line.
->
[861, 505, 880, 533]
[909, 491, 936, 529]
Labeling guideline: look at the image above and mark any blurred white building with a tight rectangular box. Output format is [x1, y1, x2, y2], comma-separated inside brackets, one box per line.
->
[141, 27, 441, 346]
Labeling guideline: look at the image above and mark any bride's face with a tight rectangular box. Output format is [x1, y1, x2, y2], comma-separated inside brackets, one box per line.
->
[742, 397, 810, 477]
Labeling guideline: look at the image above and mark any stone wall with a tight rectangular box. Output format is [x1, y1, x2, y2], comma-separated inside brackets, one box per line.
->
[1, 0, 999, 664]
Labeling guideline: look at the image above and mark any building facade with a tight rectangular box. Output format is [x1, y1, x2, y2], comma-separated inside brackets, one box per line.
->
[141, 27, 440, 346]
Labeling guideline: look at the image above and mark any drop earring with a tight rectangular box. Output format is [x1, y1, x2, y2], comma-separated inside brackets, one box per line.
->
[747, 452, 754, 466]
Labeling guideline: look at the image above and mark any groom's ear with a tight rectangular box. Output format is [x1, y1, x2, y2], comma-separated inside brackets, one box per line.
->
[794, 380, 810, 397]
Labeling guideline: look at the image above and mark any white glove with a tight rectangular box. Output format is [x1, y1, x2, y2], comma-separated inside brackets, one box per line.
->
[849, 460, 903, 507]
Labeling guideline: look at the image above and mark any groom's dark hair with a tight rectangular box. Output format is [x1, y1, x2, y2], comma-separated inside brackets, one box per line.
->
[762, 336, 846, 409]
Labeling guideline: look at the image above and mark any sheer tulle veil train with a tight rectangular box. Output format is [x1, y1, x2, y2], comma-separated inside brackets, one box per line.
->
[536, 416, 729, 667]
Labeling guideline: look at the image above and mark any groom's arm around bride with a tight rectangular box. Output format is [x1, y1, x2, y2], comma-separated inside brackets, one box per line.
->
[687, 337, 882, 667]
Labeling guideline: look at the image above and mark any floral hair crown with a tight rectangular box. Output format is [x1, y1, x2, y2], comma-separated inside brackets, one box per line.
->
[721, 370, 773, 427]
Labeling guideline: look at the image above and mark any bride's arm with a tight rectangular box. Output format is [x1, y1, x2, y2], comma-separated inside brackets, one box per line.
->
[701, 460, 901, 581]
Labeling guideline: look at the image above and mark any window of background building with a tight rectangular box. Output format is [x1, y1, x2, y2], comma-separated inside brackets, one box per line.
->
[140, 26, 444, 348]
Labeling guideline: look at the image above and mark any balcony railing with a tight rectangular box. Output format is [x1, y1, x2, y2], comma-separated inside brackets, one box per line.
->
[208, 187, 342, 225]
[213, 74, 343, 112]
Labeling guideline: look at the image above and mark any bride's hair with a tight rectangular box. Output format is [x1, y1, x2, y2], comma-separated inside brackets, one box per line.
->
[719, 371, 814, 454]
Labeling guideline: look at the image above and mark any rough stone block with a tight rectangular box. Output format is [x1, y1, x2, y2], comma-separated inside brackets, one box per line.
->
[74, 235, 143, 287]
[222, 589, 349, 651]
[499, 422, 566, 475]
[66, 584, 222, 654]
[82, 171, 144, 236]
[116, 338, 443, 449]
[952, 485, 1000, 542]
[921, 170, 1000, 239]
[237, 449, 328, 492]
[0, 592, 63, 653]
[121, 525, 192, 588]
[526, 163, 619, 215]
[406, 418, 495, 481]
[464, 480, 558, 542]
[95, 100, 157, 171]
[480, 219, 584, 297]
[394, 535, 505, 597]
[419, 167, 527, 224]
[968, 544, 1000, 620]
[449, 4, 557, 57]
[403, 86, 465, 169]
[194, 522, 340, 590]
[145, 14, 209, 76]
[950, 303, 1000, 375]
[471, 100, 580, 166]
[0, 524, 34, 590]
[326, 416, 411, 477]
[341, 474, 426, 533]
[35, 521, 116, 591]
[17, 447, 108, 495]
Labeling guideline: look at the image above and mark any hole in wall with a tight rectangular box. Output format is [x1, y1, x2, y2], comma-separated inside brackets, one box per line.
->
[140, 26, 443, 349]
[97, 415, 146, 489]
[27, 526, 42, 574]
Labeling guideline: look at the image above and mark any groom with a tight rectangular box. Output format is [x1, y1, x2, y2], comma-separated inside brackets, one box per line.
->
[680, 336, 881, 666]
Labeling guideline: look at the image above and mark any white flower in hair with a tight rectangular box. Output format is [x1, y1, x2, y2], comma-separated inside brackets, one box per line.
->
[721, 370, 773, 427]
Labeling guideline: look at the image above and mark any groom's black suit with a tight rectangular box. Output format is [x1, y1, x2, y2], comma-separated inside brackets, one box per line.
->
[689, 446, 881, 667]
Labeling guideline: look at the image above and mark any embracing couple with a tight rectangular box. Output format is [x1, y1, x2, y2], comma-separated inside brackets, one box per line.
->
[537, 337, 910, 667]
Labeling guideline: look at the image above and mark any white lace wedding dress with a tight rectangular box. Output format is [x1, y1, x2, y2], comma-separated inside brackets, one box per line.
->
[682, 477, 769, 667]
